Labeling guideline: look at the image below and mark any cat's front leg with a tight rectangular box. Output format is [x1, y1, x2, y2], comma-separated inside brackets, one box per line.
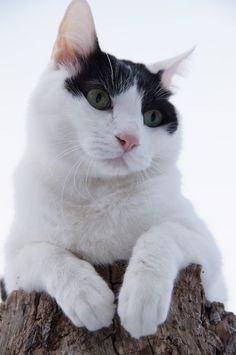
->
[5, 242, 115, 331]
[118, 222, 225, 339]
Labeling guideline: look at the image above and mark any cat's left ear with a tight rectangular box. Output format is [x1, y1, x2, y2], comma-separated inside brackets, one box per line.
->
[147, 47, 195, 88]
[52, 0, 98, 69]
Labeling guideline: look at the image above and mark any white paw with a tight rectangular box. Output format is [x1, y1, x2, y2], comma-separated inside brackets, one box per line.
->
[118, 270, 173, 339]
[55, 271, 115, 331]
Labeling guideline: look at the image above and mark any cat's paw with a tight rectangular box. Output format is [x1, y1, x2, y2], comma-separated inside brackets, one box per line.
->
[118, 270, 173, 339]
[56, 272, 115, 331]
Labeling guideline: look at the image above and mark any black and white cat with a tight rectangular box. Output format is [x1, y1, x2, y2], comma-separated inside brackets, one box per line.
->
[4, 0, 226, 338]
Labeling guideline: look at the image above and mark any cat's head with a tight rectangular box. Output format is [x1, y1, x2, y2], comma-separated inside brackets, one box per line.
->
[30, 0, 192, 178]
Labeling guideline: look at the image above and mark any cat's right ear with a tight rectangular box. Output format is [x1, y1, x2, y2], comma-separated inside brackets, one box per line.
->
[52, 0, 98, 69]
[147, 48, 195, 89]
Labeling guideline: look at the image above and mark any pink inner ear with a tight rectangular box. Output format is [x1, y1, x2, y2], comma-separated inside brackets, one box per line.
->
[52, 0, 97, 66]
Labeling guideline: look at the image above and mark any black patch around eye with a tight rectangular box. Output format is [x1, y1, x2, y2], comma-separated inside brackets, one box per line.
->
[141, 88, 178, 134]
[137, 72, 178, 134]
[64, 45, 178, 134]
[65, 45, 135, 98]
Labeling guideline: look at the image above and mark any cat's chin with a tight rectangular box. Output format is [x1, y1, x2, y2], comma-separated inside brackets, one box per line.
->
[96, 158, 131, 177]
[91, 156, 150, 178]
[103, 156, 128, 169]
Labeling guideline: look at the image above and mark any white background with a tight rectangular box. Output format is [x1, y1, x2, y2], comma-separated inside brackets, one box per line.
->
[0, 0, 235, 312]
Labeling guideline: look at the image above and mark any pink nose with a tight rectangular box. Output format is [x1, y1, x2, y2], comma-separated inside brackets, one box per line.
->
[116, 133, 139, 152]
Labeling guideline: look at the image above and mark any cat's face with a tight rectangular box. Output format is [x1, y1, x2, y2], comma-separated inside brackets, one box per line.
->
[32, 0, 191, 178]
[62, 49, 180, 178]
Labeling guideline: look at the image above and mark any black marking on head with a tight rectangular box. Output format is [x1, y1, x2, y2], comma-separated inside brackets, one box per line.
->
[65, 46, 134, 97]
[65, 47, 178, 134]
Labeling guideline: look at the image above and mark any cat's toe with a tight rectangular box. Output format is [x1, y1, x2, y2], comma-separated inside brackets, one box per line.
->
[74, 299, 115, 331]
[118, 273, 172, 339]
[57, 274, 115, 331]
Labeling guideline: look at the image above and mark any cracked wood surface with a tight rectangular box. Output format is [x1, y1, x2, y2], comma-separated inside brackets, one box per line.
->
[0, 263, 236, 354]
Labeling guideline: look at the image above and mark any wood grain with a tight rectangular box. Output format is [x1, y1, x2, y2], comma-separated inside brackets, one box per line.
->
[0, 263, 236, 354]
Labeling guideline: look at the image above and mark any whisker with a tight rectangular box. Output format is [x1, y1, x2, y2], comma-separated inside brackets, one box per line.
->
[60, 160, 81, 223]
[51, 146, 81, 164]
[106, 53, 115, 89]
[73, 157, 88, 200]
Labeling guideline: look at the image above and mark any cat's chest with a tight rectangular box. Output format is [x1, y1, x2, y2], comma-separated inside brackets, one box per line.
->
[60, 187, 159, 263]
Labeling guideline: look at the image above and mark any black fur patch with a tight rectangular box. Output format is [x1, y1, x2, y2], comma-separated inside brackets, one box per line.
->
[65, 46, 178, 134]
[0, 278, 7, 301]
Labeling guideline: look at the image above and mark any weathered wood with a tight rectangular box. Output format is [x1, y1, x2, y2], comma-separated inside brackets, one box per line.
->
[0, 263, 236, 354]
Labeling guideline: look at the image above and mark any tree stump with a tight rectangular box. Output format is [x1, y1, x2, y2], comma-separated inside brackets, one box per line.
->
[0, 263, 236, 354]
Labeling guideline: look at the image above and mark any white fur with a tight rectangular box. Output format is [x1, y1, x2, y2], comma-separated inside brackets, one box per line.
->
[4, 58, 226, 339]
[147, 47, 195, 89]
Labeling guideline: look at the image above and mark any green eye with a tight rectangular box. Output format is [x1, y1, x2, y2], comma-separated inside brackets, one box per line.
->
[143, 110, 163, 128]
[86, 89, 111, 110]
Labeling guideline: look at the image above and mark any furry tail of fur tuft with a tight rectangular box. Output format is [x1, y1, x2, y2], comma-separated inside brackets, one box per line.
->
[0, 279, 7, 302]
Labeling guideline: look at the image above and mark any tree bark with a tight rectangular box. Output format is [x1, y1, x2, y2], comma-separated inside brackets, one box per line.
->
[0, 263, 236, 354]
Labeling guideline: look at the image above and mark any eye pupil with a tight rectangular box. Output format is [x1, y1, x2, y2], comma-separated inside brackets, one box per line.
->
[96, 93, 102, 103]
[151, 111, 156, 122]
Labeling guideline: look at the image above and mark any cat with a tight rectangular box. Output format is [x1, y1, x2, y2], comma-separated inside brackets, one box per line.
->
[4, 0, 226, 339]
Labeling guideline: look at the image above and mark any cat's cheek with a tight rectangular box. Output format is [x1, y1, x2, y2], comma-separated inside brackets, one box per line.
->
[147, 127, 180, 163]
